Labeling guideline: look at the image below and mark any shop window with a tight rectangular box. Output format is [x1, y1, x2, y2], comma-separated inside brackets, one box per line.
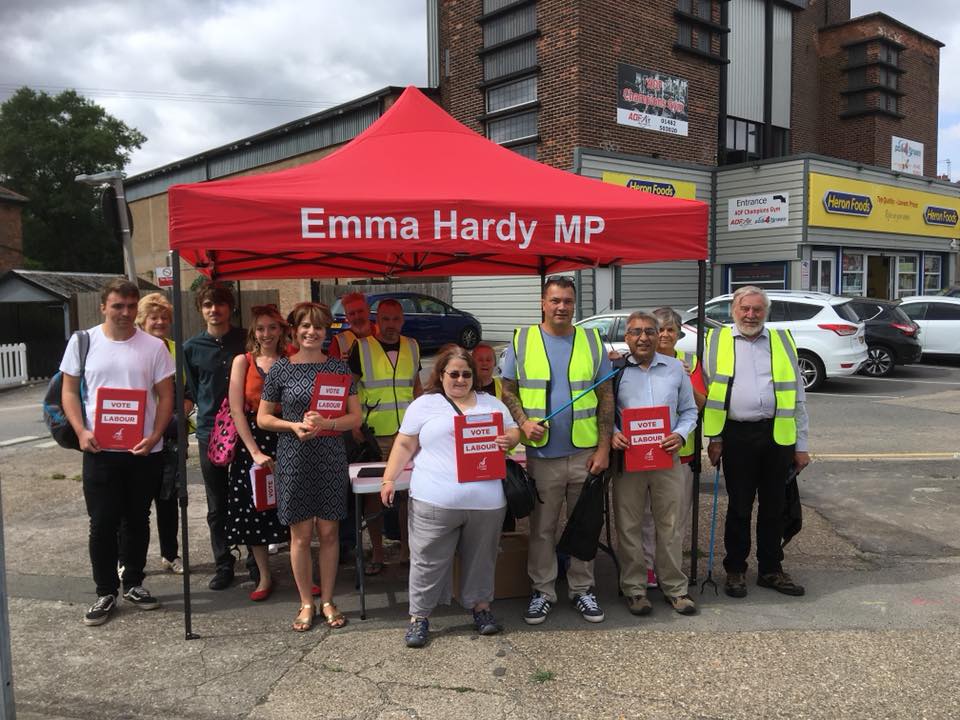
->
[841, 252, 865, 296]
[483, 4, 536, 46]
[924, 255, 942, 292]
[728, 263, 786, 292]
[895, 255, 918, 298]
[483, 39, 536, 82]
[487, 111, 537, 143]
[486, 76, 537, 113]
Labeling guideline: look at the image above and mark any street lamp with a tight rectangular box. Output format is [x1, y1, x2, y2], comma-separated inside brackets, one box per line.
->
[75, 170, 136, 282]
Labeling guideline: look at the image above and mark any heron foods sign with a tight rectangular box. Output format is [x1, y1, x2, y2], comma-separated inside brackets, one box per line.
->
[808, 173, 960, 238]
[601, 172, 697, 200]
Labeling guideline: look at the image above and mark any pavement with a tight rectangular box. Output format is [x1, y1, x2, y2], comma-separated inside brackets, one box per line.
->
[2, 362, 960, 719]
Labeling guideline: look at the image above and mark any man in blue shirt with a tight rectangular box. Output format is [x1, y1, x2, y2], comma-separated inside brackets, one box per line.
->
[611, 311, 698, 616]
[501, 276, 614, 624]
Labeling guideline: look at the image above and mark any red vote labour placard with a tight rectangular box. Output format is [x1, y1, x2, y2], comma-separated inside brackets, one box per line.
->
[309, 372, 351, 436]
[622, 406, 673, 472]
[454, 412, 506, 483]
[249, 464, 277, 511]
[94, 387, 147, 451]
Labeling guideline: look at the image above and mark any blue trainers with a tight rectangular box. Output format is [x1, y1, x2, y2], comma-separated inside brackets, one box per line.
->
[523, 591, 553, 625]
[405, 617, 429, 648]
[571, 591, 605, 623]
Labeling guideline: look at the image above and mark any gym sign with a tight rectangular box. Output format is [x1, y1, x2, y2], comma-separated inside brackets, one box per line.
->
[808, 172, 960, 239]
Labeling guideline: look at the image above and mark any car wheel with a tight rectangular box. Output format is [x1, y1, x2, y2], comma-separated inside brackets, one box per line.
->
[860, 345, 895, 377]
[797, 351, 825, 391]
[458, 325, 480, 349]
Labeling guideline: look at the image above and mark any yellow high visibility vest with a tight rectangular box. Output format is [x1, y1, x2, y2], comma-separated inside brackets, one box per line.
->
[357, 336, 419, 436]
[335, 330, 358, 357]
[490, 376, 503, 399]
[675, 349, 699, 457]
[702, 326, 799, 446]
[513, 325, 603, 448]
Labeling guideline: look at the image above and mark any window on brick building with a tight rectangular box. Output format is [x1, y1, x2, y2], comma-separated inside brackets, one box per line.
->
[879, 91, 899, 113]
[846, 92, 866, 113]
[483, 40, 537, 82]
[878, 67, 898, 90]
[675, 0, 718, 58]
[723, 117, 762, 164]
[511, 143, 537, 160]
[847, 67, 867, 89]
[486, 76, 537, 113]
[879, 44, 900, 66]
[487, 111, 537, 144]
[483, 3, 536, 46]
[847, 44, 868, 66]
[483, 0, 525, 13]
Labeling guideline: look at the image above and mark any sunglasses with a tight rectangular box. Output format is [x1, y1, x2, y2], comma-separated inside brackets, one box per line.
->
[444, 370, 473, 380]
[626, 328, 658, 337]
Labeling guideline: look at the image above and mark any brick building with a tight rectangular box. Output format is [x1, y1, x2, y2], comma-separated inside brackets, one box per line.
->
[0, 186, 27, 273]
[431, 0, 957, 333]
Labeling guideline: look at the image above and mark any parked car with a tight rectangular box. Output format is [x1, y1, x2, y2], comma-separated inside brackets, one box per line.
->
[936, 285, 960, 298]
[329, 292, 482, 350]
[843, 298, 922, 377]
[898, 296, 960, 358]
[694, 291, 868, 391]
[575, 311, 721, 358]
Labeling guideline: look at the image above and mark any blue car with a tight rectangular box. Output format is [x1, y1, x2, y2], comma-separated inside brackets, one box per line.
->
[329, 292, 482, 350]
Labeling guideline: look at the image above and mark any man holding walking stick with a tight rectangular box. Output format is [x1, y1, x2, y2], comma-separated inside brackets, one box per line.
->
[703, 285, 811, 599]
[501, 276, 614, 624]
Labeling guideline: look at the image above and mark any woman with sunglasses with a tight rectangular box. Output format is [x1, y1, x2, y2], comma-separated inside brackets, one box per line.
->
[381, 344, 520, 648]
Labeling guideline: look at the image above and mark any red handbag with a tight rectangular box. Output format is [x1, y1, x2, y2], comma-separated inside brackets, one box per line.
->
[206, 396, 239, 466]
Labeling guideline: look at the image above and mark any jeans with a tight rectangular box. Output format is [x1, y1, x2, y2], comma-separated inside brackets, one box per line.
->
[720, 420, 795, 576]
[83, 451, 162, 597]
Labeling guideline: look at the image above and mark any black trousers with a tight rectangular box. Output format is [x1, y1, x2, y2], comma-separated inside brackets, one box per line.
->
[720, 420, 795, 576]
[198, 438, 235, 573]
[83, 451, 162, 597]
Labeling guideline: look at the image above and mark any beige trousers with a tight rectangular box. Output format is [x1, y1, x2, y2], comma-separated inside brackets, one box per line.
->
[642, 462, 694, 571]
[527, 448, 596, 602]
[613, 455, 688, 598]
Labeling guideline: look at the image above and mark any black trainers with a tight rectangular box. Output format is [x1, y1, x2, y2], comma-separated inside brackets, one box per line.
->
[83, 594, 117, 626]
[122, 586, 160, 610]
[472, 608, 502, 636]
[208, 568, 234, 591]
[405, 617, 430, 648]
[571, 591, 605, 623]
[523, 591, 553, 625]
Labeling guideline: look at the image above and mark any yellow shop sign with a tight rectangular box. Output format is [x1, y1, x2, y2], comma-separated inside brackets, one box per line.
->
[602, 171, 697, 200]
[808, 172, 960, 238]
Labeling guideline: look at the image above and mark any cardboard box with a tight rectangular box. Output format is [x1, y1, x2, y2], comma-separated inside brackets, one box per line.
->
[453, 531, 529, 601]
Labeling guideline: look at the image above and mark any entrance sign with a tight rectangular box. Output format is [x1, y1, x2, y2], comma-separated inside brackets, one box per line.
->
[728, 193, 790, 231]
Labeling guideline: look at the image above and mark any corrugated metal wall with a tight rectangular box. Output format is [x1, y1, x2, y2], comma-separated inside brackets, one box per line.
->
[450, 275, 542, 343]
[727, 0, 765, 123]
[714, 159, 806, 265]
[771, 3, 792, 129]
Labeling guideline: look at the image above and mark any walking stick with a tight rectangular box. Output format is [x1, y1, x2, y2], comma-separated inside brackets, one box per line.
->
[700, 465, 720, 595]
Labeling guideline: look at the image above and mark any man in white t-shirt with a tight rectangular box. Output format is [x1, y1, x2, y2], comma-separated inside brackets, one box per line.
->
[60, 278, 175, 627]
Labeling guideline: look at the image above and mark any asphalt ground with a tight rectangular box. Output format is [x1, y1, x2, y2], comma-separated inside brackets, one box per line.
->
[1, 359, 958, 719]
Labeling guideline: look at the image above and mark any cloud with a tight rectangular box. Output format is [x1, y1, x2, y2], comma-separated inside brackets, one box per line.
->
[0, 0, 427, 174]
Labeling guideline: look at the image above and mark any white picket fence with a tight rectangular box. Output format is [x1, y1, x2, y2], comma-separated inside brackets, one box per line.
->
[0, 343, 28, 387]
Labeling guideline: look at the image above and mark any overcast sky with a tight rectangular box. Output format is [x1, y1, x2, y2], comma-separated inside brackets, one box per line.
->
[0, 1, 956, 179]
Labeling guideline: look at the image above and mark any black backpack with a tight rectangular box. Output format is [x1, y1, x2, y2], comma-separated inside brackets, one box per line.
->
[42, 331, 90, 450]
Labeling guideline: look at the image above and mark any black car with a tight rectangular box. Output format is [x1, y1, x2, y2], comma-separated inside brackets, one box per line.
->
[845, 298, 922, 377]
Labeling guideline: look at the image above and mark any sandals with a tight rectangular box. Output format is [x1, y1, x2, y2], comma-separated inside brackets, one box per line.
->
[364, 561, 385, 576]
[321, 601, 348, 629]
[292, 604, 315, 632]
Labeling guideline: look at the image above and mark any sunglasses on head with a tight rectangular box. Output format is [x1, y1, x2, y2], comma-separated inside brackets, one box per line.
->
[444, 370, 473, 380]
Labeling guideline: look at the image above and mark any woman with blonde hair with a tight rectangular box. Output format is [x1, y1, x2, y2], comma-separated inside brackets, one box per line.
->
[225, 304, 291, 602]
[258, 302, 361, 631]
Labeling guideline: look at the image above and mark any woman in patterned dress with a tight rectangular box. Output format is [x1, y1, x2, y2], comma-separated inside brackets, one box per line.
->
[226, 305, 290, 601]
[258, 302, 361, 632]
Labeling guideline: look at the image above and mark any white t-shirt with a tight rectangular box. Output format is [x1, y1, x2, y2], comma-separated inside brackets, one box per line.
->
[59, 325, 176, 453]
[399, 392, 517, 510]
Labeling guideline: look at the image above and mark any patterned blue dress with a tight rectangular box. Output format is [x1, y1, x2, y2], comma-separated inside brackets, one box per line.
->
[261, 357, 356, 525]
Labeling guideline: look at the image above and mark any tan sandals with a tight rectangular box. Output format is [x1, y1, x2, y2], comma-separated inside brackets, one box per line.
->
[292, 604, 315, 632]
[321, 601, 348, 629]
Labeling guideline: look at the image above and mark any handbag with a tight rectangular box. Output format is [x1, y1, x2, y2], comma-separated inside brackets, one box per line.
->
[206, 396, 239, 467]
[502, 458, 541, 520]
[557, 473, 606, 561]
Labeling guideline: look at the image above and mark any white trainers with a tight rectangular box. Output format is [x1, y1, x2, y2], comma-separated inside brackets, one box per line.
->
[161, 557, 184, 574]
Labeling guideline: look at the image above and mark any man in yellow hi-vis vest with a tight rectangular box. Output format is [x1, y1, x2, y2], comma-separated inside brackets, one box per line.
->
[349, 298, 423, 573]
[703, 286, 811, 599]
[501, 276, 614, 625]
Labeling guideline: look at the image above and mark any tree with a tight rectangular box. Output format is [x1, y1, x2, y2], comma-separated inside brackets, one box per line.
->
[0, 87, 146, 272]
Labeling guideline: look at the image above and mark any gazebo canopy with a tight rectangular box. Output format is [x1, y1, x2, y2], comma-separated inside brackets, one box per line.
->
[168, 86, 707, 280]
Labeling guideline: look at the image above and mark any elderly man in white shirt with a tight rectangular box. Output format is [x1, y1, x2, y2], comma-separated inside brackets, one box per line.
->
[611, 311, 698, 616]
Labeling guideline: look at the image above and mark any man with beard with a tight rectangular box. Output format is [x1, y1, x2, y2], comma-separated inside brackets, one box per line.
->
[703, 286, 811, 599]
